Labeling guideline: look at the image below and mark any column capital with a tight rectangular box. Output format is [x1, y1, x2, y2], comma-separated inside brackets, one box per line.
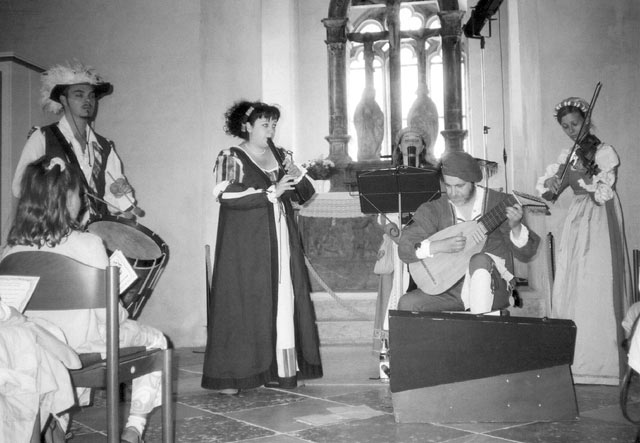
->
[322, 17, 349, 44]
[438, 10, 465, 37]
[441, 129, 468, 152]
[325, 134, 352, 165]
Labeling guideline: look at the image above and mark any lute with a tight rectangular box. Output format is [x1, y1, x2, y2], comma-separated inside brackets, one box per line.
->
[408, 191, 547, 295]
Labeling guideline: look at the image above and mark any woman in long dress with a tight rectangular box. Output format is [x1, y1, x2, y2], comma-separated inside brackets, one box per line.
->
[536, 96, 632, 385]
[202, 101, 322, 394]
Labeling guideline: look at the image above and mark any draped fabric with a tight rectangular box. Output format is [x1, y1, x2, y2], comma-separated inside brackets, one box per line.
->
[0, 305, 77, 441]
[538, 143, 632, 385]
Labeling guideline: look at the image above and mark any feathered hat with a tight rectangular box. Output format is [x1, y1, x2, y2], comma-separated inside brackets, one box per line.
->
[41, 62, 113, 114]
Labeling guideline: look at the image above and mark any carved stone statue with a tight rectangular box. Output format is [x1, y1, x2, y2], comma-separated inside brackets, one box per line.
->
[354, 87, 385, 161]
[407, 83, 439, 156]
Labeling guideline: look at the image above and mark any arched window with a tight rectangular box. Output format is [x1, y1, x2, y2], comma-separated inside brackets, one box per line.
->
[346, 4, 468, 161]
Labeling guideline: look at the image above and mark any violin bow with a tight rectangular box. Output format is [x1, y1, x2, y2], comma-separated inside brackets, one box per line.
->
[551, 81, 602, 203]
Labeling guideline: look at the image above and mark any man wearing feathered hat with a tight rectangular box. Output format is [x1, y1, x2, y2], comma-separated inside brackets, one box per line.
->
[396, 150, 540, 314]
[11, 61, 136, 221]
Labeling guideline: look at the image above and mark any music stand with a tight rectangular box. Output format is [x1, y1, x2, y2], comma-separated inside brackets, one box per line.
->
[356, 166, 441, 352]
[357, 166, 441, 216]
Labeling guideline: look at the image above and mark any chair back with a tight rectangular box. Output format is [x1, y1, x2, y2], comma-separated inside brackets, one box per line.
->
[0, 251, 105, 311]
[0, 252, 176, 443]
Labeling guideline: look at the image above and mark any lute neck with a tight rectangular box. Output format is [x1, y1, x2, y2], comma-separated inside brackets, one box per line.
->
[477, 194, 518, 234]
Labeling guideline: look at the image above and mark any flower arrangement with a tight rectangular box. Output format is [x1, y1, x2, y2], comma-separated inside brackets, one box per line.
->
[302, 156, 336, 180]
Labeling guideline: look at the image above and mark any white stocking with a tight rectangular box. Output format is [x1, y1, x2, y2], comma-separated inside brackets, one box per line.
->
[469, 268, 493, 314]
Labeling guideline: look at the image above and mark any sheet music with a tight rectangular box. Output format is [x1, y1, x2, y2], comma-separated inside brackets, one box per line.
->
[0, 275, 40, 313]
[109, 249, 138, 294]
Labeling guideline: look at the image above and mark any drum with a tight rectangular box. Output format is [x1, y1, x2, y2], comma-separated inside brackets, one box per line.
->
[87, 215, 169, 319]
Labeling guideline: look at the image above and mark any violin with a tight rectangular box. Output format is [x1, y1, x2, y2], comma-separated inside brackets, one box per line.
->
[573, 132, 601, 177]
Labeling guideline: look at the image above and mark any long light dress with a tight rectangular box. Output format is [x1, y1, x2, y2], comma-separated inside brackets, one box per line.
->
[536, 142, 632, 385]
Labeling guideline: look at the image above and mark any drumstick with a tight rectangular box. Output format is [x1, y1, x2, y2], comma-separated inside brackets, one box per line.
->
[106, 171, 146, 217]
[86, 192, 135, 219]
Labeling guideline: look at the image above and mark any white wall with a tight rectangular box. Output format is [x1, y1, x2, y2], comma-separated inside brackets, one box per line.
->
[0, 55, 49, 239]
[296, 0, 331, 164]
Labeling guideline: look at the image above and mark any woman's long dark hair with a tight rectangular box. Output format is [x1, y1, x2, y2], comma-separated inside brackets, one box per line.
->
[7, 156, 83, 247]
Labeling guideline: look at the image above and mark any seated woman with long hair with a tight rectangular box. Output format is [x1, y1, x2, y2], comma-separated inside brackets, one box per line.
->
[1, 156, 166, 443]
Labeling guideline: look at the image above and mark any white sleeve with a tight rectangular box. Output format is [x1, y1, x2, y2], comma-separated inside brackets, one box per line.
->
[576, 144, 619, 204]
[414, 239, 432, 259]
[104, 145, 136, 212]
[12, 129, 46, 198]
[591, 144, 619, 204]
[509, 223, 530, 248]
[535, 149, 569, 196]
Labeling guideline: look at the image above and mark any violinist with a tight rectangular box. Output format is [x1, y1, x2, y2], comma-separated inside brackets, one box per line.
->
[536, 95, 632, 385]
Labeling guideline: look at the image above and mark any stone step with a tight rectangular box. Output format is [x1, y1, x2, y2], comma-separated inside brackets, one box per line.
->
[317, 320, 375, 346]
[311, 291, 377, 321]
[312, 292, 377, 345]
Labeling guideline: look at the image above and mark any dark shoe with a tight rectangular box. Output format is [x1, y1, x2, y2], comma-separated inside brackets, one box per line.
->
[121, 426, 143, 443]
[264, 376, 297, 389]
[512, 289, 523, 308]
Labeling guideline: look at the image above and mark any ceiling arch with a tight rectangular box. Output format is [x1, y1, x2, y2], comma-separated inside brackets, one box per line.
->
[327, 0, 461, 19]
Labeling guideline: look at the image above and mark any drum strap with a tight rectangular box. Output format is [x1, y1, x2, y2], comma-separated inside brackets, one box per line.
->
[43, 124, 111, 217]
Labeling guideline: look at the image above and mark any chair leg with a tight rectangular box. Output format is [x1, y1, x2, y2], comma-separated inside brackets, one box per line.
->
[162, 348, 174, 443]
[107, 383, 120, 443]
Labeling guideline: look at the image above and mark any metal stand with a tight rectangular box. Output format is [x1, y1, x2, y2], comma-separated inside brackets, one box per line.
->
[356, 165, 442, 337]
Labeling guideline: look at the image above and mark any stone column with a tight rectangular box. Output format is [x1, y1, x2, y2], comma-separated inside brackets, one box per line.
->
[438, 9, 466, 153]
[386, 0, 402, 146]
[322, 17, 352, 166]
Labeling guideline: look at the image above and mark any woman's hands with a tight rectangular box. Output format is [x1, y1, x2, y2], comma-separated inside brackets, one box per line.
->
[274, 174, 298, 198]
[283, 156, 302, 177]
[271, 155, 303, 198]
[544, 175, 561, 195]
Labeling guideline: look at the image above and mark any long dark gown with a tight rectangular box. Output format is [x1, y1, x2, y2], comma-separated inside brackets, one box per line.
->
[202, 147, 322, 390]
